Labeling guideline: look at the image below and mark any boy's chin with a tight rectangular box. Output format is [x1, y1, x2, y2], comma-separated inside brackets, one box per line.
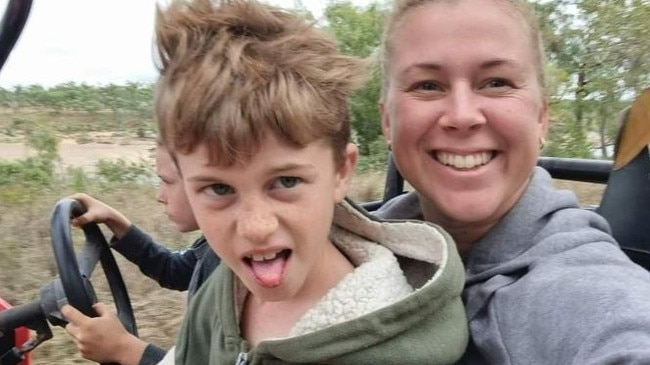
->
[246, 283, 297, 303]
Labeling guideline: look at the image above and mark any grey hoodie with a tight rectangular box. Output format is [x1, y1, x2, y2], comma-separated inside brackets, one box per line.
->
[375, 167, 650, 364]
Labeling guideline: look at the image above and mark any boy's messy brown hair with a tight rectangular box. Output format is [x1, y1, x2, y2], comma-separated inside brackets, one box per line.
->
[154, 0, 369, 167]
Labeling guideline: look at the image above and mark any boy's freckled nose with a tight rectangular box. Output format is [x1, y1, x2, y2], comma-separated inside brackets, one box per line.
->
[237, 212, 279, 243]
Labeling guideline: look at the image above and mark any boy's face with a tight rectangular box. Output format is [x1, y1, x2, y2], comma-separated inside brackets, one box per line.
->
[177, 134, 357, 302]
[155, 147, 199, 233]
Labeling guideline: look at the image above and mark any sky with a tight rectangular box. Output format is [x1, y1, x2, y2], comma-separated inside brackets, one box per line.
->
[0, 0, 355, 88]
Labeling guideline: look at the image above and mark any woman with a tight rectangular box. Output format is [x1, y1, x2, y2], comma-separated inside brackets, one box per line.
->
[376, 0, 650, 363]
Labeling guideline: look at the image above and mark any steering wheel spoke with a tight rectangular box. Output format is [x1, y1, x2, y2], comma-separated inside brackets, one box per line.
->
[78, 225, 103, 279]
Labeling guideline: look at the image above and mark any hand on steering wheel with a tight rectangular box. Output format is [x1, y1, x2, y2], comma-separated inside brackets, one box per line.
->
[0, 198, 137, 365]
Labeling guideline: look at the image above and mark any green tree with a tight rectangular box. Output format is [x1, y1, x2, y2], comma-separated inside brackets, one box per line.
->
[540, 0, 650, 158]
[324, 1, 385, 156]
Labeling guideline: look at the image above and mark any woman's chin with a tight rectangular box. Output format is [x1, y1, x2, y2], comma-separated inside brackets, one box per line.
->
[435, 192, 506, 225]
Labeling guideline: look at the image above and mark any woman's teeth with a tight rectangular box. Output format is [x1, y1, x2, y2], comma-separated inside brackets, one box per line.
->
[436, 151, 493, 169]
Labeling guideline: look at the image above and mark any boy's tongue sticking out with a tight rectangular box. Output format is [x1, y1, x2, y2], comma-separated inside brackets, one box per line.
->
[249, 250, 290, 287]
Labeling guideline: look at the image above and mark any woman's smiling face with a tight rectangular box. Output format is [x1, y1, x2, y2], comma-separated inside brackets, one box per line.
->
[380, 0, 548, 250]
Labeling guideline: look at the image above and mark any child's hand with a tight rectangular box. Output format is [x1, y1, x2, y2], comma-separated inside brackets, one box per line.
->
[68, 193, 132, 239]
[62, 303, 147, 365]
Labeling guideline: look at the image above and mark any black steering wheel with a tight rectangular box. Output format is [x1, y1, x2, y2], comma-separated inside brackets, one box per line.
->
[50, 198, 138, 336]
[0, 198, 137, 365]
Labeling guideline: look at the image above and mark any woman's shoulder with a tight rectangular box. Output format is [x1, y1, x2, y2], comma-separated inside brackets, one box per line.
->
[372, 191, 422, 220]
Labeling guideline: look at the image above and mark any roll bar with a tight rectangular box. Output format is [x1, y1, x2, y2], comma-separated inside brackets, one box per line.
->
[0, 0, 33, 72]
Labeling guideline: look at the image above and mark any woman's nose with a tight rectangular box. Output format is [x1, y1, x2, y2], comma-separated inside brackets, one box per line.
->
[439, 86, 487, 131]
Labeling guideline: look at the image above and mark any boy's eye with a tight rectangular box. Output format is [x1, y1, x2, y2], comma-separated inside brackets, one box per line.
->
[209, 183, 234, 196]
[271, 176, 301, 189]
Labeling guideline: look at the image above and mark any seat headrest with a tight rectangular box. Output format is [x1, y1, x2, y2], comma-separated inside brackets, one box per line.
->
[614, 88, 650, 170]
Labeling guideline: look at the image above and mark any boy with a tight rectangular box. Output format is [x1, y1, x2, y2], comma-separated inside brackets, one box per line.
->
[62, 142, 220, 365]
[156, 0, 468, 363]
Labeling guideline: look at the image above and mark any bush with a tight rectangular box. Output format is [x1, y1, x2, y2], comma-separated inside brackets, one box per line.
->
[0, 157, 54, 187]
[66, 166, 89, 191]
[27, 129, 58, 160]
[95, 158, 153, 186]
[356, 137, 389, 173]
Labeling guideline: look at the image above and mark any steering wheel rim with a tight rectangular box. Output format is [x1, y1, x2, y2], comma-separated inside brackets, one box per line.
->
[50, 198, 138, 337]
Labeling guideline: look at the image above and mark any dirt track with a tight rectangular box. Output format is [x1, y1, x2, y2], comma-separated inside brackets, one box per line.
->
[0, 138, 156, 171]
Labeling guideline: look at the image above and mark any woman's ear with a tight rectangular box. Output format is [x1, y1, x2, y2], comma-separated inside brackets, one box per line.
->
[379, 100, 392, 147]
[334, 143, 359, 202]
[539, 101, 549, 136]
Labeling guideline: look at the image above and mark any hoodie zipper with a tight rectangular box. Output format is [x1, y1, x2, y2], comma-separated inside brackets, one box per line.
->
[235, 352, 248, 365]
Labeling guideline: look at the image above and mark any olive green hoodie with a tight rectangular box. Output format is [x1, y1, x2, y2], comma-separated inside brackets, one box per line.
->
[169, 199, 467, 365]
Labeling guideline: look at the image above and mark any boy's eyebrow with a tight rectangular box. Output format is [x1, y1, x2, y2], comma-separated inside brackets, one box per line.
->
[185, 162, 317, 183]
[266, 162, 317, 175]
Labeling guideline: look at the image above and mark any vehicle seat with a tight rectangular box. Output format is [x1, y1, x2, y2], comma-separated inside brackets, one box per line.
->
[360, 152, 404, 212]
[597, 89, 650, 270]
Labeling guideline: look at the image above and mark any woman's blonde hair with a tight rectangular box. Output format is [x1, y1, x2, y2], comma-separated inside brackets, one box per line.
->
[380, 0, 547, 97]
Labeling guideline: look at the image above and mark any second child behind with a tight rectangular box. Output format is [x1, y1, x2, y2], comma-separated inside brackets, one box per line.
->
[62, 143, 220, 365]
[155, 0, 468, 364]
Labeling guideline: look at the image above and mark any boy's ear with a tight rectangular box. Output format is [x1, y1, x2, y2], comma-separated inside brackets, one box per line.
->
[334, 143, 358, 202]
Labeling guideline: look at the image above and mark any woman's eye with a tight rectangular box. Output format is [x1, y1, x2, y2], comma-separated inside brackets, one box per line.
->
[484, 78, 511, 88]
[415, 81, 440, 91]
[272, 176, 301, 189]
[209, 183, 234, 196]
